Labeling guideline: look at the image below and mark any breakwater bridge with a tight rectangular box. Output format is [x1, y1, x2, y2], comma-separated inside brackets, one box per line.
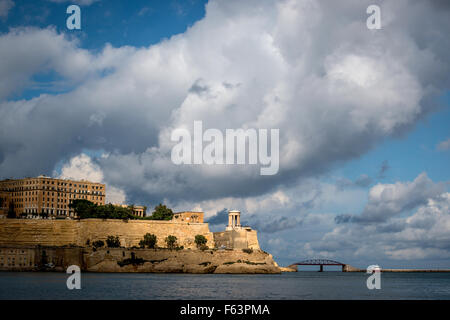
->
[288, 259, 360, 272]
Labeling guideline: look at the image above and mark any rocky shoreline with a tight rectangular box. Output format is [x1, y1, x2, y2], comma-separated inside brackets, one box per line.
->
[0, 246, 281, 274]
[86, 247, 281, 274]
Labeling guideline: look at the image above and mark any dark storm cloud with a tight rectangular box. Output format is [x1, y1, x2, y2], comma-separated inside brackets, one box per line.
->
[206, 208, 229, 225]
[206, 209, 304, 234]
[374, 221, 405, 233]
[188, 79, 210, 95]
[429, 0, 450, 10]
[243, 215, 303, 234]
[334, 214, 353, 224]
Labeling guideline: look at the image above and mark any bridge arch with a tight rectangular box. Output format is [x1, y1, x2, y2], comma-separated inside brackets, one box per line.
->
[289, 259, 346, 272]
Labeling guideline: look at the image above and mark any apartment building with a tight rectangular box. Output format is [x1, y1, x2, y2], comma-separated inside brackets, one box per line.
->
[0, 176, 105, 218]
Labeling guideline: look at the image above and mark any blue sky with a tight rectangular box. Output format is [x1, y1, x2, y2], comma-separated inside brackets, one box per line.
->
[1, 0, 449, 268]
[339, 96, 450, 184]
[3, 0, 208, 101]
[2, 0, 208, 48]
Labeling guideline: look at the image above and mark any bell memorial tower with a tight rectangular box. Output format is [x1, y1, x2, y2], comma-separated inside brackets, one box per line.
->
[226, 210, 241, 230]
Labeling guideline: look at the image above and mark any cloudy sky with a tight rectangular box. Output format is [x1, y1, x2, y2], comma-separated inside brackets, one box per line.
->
[0, 0, 449, 268]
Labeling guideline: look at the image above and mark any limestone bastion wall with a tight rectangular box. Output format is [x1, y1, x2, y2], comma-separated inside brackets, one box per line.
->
[213, 229, 260, 250]
[0, 219, 214, 249]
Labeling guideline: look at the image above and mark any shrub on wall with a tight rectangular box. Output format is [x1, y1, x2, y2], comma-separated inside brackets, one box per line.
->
[194, 235, 208, 249]
[165, 235, 178, 249]
[106, 235, 121, 248]
[140, 233, 157, 249]
[92, 240, 105, 248]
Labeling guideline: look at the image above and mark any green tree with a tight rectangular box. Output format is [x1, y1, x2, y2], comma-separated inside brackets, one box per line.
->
[107, 204, 133, 220]
[148, 204, 173, 220]
[69, 199, 97, 218]
[194, 235, 208, 249]
[141, 233, 157, 249]
[68, 201, 135, 220]
[106, 236, 121, 248]
[165, 235, 177, 249]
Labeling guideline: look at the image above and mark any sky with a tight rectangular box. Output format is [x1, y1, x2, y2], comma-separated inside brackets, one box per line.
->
[0, 0, 449, 268]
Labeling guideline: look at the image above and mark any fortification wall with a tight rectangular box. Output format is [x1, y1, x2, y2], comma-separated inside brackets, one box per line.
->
[0, 220, 80, 246]
[79, 219, 214, 249]
[246, 230, 260, 250]
[0, 219, 214, 249]
[213, 231, 233, 248]
[213, 229, 260, 250]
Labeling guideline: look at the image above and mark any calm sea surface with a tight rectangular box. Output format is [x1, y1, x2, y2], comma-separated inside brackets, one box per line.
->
[0, 271, 449, 300]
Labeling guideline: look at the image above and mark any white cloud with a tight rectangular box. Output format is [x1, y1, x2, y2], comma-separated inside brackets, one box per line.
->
[260, 174, 450, 265]
[58, 153, 103, 182]
[0, 0, 449, 209]
[350, 172, 447, 223]
[305, 183, 450, 261]
[0, 27, 91, 100]
[57, 153, 126, 204]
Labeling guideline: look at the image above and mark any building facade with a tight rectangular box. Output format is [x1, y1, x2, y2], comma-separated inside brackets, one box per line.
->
[172, 211, 204, 223]
[131, 205, 146, 217]
[0, 247, 36, 270]
[0, 176, 105, 218]
[114, 204, 146, 217]
[0, 191, 8, 217]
